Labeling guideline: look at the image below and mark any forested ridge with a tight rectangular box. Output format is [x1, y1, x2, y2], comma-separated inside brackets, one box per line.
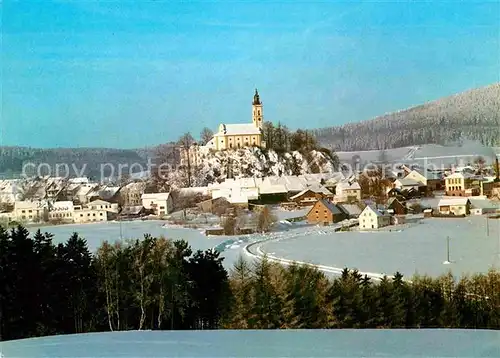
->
[2, 84, 498, 176]
[313, 83, 500, 151]
[1, 226, 499, 341]
[0, 147, 150, 178]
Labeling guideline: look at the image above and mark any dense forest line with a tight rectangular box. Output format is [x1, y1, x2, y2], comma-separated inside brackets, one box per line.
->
[0, 147, 151, 179]
[313, 83, 500, 151]
[1, 226, 499, 341]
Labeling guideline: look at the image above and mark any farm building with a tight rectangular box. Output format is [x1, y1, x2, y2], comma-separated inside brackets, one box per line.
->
[306, 199, 346, 226]
[386, 197, 406, 215]
[437, 197, 471, 216]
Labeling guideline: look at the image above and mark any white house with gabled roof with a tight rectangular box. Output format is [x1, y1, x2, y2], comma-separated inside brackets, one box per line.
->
[359, 205, 391, 230]
[141, 193, 173, 216]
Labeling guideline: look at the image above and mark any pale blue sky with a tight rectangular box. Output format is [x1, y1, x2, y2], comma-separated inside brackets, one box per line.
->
[2, 1, 499, 148]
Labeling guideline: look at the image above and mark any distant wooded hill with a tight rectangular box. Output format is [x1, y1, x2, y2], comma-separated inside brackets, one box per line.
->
[313, 83, 500, 151]
[2, 84, 499, 176]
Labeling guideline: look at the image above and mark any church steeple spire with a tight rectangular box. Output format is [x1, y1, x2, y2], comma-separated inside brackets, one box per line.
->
[253, 88, 261, 105]
[252, 88, 263, 129]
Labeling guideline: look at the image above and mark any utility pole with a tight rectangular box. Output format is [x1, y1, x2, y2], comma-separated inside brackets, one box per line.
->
[486, 215, 489, 236]
[119, 218, 123, 240]
[443, 236, 451, 265]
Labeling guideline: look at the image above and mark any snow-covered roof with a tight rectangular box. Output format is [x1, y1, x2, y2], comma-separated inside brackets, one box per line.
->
[290, 189, 314, 200]
[259, 184, 288, 195]
[89, 199, 113, 206]
[120, 205, 145, 215]
[306, 184, 333, 196]
[141, 193, 170, 200]
[235, 177, 257, 188]
[177, 187, 209, 196]
[215, 123, 261, 136]
[395, 178, 422, 187]
[336, 181, 361, 191]
[95, 186, 121, 200]
[438, 197, 470, 206]
[337, 203, 362, 216]
[51, 201, 74, 209]
[76, 184, 98, 197]
[282, 176, 308, 192]
[68, 177, 89, 184]
[314, 199, 343, 215]
[14, 200, 46, 210]
[124, 182, 146, 191]
[445, 172, 466, 179]
[362, 205, 389, 217]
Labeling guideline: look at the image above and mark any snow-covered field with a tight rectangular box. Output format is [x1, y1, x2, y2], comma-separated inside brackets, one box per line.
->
[30, 213, 500, 278]
[337, 140, 497, 167]
[30, 220, 228, 256]
[2, 330, 499, 357]
[259, 216, 500, 279]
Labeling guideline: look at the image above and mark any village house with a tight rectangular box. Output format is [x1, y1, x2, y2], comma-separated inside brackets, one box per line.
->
[119, 205, 147, 219]
[87, 185, 121, 203]
[74, 205, 109, 223]
[445, 173, 479, 197]
[141, 193, 174, 216]
[290, 186, 333, 207]
[205, 89, 265, 151]
[386, 197, 406, 215]
[402, 168, 444, 192]
[119, 182, 146, 206]
[437, 197, 471, 216]
[306, 199, 345, 226]
[394, 178, 424, 192]
[335, 181, 362, 203]
[359, 205, 391, 230]
[13, 201, 47, 223]
[88, 199, 119, 213]
[48, 201, 74, 222]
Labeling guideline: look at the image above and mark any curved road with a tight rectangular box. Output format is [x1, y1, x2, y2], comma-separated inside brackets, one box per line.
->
[243, 228, 387, 282]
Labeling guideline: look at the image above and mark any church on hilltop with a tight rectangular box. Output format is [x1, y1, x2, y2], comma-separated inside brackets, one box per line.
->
[205, 89, 266, 150]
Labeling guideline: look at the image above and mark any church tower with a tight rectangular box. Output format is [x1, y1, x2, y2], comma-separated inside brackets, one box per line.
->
[252, 89, 263, 129]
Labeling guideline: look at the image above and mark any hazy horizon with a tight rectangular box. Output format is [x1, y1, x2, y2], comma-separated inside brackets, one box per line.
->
[3, 1, 499, 149]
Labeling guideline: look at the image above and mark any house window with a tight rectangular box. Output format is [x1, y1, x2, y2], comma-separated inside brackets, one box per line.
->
[22, 210, 25, 213]
[100, 213, 103, 216]
[29, 210, 32, 213]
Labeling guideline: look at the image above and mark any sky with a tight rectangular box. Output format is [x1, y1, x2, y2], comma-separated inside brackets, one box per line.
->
[2, 0, 499, 149]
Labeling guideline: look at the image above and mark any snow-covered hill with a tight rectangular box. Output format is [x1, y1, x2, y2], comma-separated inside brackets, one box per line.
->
[171, 147, 338, 188]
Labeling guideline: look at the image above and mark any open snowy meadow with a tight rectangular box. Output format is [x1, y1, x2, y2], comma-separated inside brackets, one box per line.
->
[29, 213, 500, 278]
[259, 216, 500, 279]
[2, 330, 499, 357]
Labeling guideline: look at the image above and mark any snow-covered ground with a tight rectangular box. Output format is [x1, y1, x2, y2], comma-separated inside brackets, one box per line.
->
[30, 220, 228, 256]
[2, 330, 499, 357]
[337, 140, 497, 168]
[259, 216, 500, 279]
[30, 213, 500, 277]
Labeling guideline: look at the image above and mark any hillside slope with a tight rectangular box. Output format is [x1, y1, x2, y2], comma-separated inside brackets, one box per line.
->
[313, 83, 500, 151]
[168, 147, 339, 188]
